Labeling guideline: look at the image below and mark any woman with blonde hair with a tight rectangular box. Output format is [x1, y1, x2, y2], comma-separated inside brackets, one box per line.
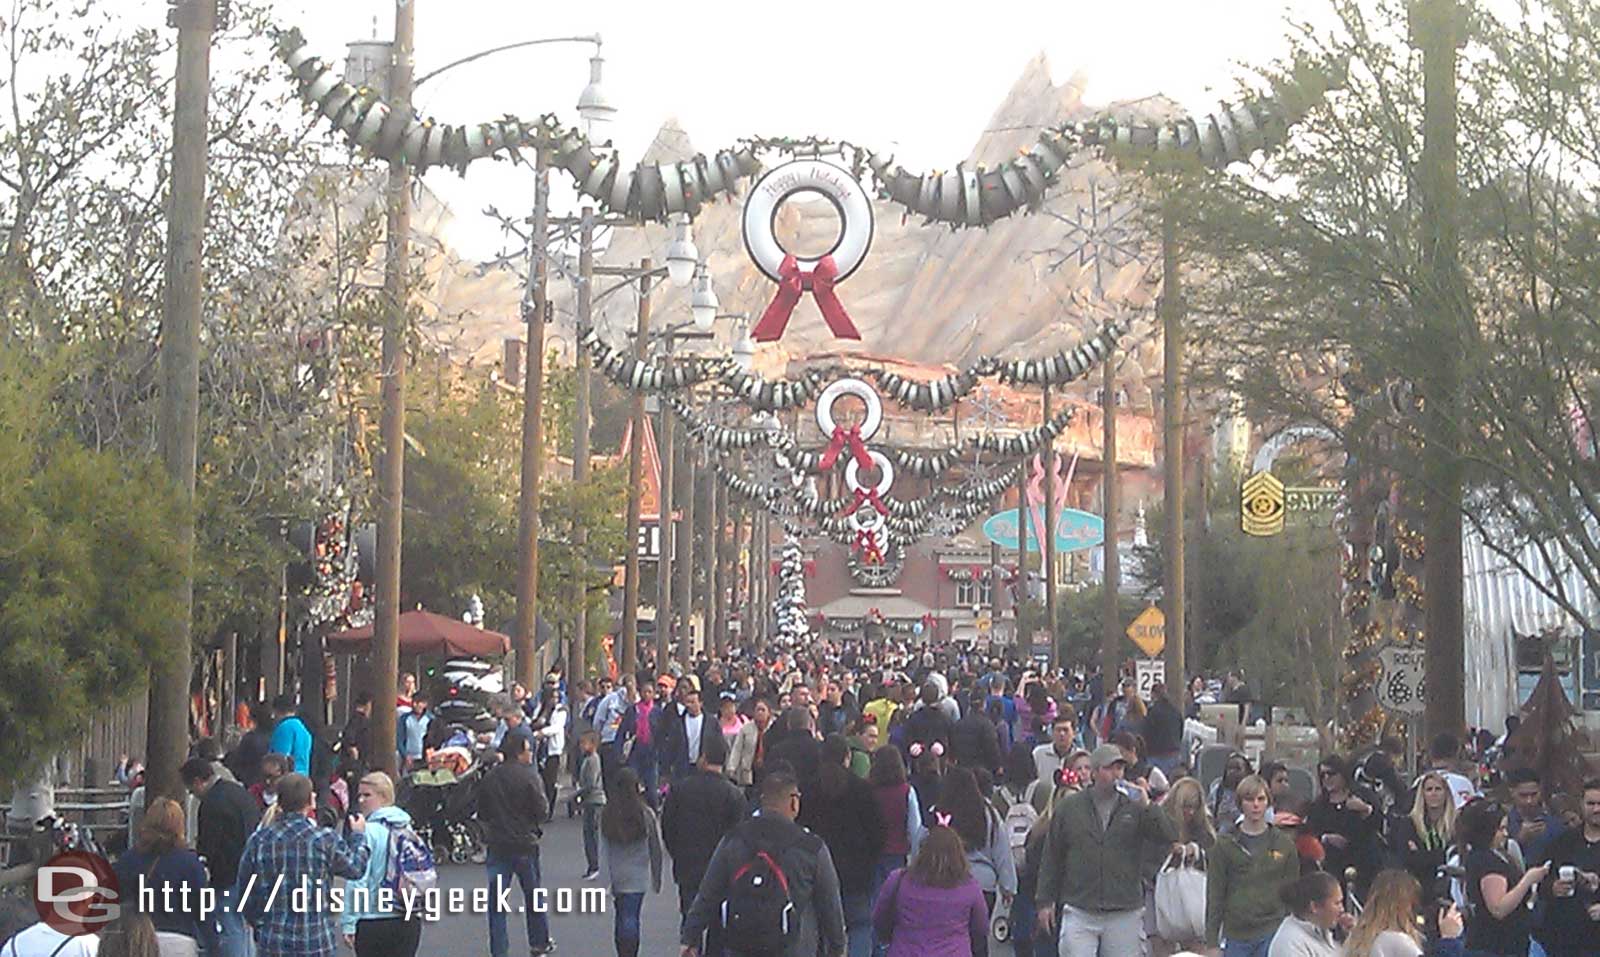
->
[340, 771, 423, 957]
[1392, 771, 1457, 892]
[97, 912, 160, 957]
[1164, 777, 1217, 851]
[1343, 868, 1464, 957]
[111, 797, 215, 957]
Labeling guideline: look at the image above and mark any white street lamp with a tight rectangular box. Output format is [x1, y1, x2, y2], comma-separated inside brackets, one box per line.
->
[690, 262, 719, 330]
[665, 216, 698, 288]
[576, 50, 615, 129]
[732, 329, 756, 372]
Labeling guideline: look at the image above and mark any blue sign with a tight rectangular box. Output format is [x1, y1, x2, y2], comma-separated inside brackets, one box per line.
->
[982, 508, 1105, 553]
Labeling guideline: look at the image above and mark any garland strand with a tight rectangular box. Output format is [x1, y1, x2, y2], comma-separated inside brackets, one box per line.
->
[276, 27, 1344, 227]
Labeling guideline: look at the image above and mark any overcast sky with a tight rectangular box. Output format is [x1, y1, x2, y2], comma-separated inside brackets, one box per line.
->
[192, 0, 1335, 258]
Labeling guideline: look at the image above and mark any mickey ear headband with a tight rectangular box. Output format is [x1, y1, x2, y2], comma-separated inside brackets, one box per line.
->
[909, 741, 945, 758]
[1054, 766, 1079, 788]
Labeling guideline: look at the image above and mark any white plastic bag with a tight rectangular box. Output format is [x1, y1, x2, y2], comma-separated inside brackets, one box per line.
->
[1154, 850, 1207, 943]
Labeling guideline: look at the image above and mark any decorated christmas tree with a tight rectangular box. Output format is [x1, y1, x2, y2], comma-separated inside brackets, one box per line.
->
[775, 537, 810, 647]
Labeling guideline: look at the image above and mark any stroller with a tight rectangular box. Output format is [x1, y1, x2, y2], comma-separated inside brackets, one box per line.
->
[403, 760, 486, 864]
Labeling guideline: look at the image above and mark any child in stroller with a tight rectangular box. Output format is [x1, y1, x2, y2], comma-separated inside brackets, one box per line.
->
[401, 724, 488, 864]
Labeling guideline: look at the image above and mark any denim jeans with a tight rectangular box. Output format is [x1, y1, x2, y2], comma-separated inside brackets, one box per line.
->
[486, 848, 551, 957]
[870, 855, 908, 957]
[215, 885, 252, 957]
[582, 804, 602, 872]
[613, 891, 643, 948]
[1223, 933, 1275, 957]
[627, 746, 659, 808]
[844, 890, 874, 957]
[1011, 892, 1038, 957]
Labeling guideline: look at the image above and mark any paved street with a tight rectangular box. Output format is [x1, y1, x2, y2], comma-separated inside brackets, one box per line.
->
[411, 788, 1022, 957]
[417, 804, 676, 955]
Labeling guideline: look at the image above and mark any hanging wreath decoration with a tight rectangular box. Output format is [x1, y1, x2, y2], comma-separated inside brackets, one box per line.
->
[275, 27, 1345, 226]
[744, 160, 874, 343]
[814, 377, 882, 470]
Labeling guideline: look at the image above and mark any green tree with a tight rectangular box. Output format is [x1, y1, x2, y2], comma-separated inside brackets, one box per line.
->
[0, 354, 182, 785]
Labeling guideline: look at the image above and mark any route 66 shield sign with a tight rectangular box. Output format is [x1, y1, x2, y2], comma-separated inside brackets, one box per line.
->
[1377, 646, 1426, 715]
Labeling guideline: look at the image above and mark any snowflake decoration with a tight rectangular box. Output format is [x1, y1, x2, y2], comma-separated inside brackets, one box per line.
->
[963, 457, 1000, 489]
[1044, 181, 1150, 299]
[966, 389, 1009, 435]
[928, 511, 969, 541]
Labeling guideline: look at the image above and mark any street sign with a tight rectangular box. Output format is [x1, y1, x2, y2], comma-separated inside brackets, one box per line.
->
[1241, 471, 1286, 536]
[637, 521, 662, 560]
[982, 508, 1105, 553]
[1135, 658, 1164, 702]
[1376, 645, 1426, 715]
[1126, 606, 1166, 657]
[1031, 629, 1052, 657]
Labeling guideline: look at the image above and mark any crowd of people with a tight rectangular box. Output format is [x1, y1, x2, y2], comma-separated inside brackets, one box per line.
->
[17, 640, 1596, 957]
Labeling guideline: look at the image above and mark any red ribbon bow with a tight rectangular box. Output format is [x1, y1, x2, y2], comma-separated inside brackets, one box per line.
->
[843, 487, 889, 518]
[855, 530, 884, 565]
[818, 425, 872, 472]
[751, 254, 861, 343]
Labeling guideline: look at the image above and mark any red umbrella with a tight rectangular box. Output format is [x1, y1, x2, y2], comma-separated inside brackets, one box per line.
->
[327, 610, 510, 657]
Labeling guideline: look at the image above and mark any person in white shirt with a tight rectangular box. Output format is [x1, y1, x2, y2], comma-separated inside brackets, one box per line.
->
[1421, 732, 1479, 808]
[3, 920, 99, 957]
[532, 687, 567, 814]
[1267, 871, 1348, 957]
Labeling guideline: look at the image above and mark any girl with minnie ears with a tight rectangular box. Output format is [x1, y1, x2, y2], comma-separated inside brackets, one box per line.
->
[871, 808, 991, 957]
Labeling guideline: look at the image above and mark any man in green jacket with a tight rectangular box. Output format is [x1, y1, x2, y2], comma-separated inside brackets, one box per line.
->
[1036, 743, 1179, 956]
[1206, 774, 1301, 957]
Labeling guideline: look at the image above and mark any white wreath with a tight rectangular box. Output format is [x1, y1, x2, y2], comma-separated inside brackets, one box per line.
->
[845, 450, 895, 498]
[742, 159, 874, 283]
[815, 377, 884, 442]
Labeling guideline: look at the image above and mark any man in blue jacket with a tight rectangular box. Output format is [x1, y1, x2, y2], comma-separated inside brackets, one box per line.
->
[268, 694, 312, 775]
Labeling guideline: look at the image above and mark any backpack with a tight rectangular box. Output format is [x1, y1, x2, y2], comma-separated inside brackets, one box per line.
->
[720, 837, 797, 955]
[384, 822, 439, 895]
[1004, 796, 1039, 868]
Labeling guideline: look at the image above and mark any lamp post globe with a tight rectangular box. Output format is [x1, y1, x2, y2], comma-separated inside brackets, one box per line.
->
[576, 51, 615, 129]
[732, 331, 756, 372]
[690, 262, 719, 330]
[666, 216, 698, 288]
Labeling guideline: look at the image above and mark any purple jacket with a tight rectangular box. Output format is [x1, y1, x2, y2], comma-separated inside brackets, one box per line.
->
[872, 868, 987, 957]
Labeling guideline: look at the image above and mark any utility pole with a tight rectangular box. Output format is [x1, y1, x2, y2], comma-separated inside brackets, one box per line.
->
[656, 386, 675, 670]
[1412, 0, 1467, 739]
[571, 208, 594, 681]
[714, 482, 729, 656]
[677, 441, 695, 666]
[704, 468, 720, 657]
[1101, 338, 1122, 686]
[1161, 203, 1187, 704]
[514, 149, 550, 690]
[149, 0, 217, 801]
[369, 0, 414, 780]
[1042, 384, 1059, 672]
[620, 259, 652, 677]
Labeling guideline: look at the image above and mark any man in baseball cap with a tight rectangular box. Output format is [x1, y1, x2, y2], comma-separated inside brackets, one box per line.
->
[1035, 744, 1178, 955]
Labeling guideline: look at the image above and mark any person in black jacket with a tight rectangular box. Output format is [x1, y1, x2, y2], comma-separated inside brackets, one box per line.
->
[681, 770, 846, 957]
[1142, 683, 1185, 778]
[227, 701, 274, 787]
[659, 685, 723, 783]
[661, 733, 746, 949]
[181, 757, 260, 957]
[902, 683, 956, 756]
[767, 707, 822, 796]
[798, 735, 884, 957]
[478, 734, 554, 956]
[950, 703, 1002, 776]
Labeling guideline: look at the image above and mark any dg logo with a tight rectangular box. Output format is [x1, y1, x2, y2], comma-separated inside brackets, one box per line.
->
[1241, 471, 1286, 537]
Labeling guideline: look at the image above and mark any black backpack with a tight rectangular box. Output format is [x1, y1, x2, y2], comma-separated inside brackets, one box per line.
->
[720, 836, 797, 955]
